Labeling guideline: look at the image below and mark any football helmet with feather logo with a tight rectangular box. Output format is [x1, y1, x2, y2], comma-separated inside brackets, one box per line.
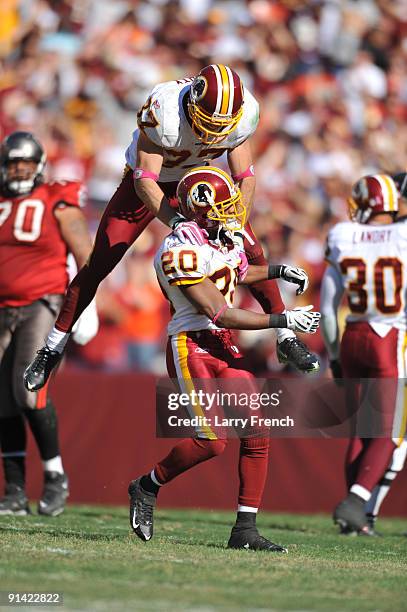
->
[348, 174, 399, 223]
[188, 64, 244, 144]
[177, 166, 246, 231]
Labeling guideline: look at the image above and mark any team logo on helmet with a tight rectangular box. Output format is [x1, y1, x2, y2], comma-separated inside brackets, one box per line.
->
[348, 174, 399, 223]
[189, 182, 215, 208]
[191, 77, 207, 102]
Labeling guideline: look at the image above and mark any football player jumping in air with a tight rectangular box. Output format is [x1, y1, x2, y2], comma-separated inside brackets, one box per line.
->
[128, 166, 320, 551]
[0, 132, 98, 516]
[320, 174, 407, 534]
[24, 63, 319, 393]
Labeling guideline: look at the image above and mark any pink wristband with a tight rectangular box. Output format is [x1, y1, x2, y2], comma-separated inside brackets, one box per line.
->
[133, 168, 159, 181]
[212, 304, 228, 325]
[232, 165, 255, 182]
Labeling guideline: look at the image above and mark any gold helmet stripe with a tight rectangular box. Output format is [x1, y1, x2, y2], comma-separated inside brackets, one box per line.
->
[375, 174, 397, 212]
[218, 64, 230, 115]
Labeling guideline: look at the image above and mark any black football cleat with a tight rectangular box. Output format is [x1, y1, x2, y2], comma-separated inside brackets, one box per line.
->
[360, 514, 381, 537]
[277, 338, 320, 374]
[0, 484, 30, 516]
[38, 471, 69, 517]
[24, 346, 62, 391]
[338, 524, 357, 536]
[128, 477, 156, 542]
[333, 493, 368, 532]
[228, 525, 287, 552]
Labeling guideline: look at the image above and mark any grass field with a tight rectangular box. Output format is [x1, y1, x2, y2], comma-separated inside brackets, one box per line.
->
[0, 506, 406, 611]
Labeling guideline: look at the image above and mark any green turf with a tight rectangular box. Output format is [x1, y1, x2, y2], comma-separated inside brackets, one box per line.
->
[0, 506, 406, 611]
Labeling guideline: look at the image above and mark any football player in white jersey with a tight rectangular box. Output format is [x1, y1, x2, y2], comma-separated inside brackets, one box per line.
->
[25, 64, 319, 393]
[364, 172, 407, 533]
[320, 174, 407, 533]
[128, 166, 320, 551]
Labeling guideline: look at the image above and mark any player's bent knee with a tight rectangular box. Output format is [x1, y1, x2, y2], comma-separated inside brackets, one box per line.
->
[194, 438, 227, 458]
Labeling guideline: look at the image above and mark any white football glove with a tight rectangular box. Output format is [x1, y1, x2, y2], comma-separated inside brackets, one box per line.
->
[285, 305, 320, 334]
[71, 299, 99, 345]
[281, 265, 309, 295]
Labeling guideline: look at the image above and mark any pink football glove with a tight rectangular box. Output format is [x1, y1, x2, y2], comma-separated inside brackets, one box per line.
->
[173, 221, 208, 246]
[238, 251, 249, 282]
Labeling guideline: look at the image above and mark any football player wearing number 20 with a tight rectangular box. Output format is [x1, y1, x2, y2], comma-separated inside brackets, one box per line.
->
[0, 132, 98, 516]
[128, 166, 320, 551]
[24, 63, 319, 394]
[321, 175, 407, 534]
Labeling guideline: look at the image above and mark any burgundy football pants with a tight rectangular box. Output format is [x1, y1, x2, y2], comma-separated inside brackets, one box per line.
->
[341, 322, 406, 493]
[153, 330, 270, 509]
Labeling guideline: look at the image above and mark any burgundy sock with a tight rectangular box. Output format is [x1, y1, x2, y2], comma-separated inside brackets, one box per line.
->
[238, 437, 269, 508]
[154, 438, 227, 484]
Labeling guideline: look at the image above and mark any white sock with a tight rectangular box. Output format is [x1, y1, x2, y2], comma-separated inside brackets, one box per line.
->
[237, 505, 258, 513]
[277, 327, 296, 343]
[150, 470, 162, 486]
[350, 484, 371, 502]
[43, 455, 64, 474]
[46, 327, 70, 353]
[365, 469, 396, 516]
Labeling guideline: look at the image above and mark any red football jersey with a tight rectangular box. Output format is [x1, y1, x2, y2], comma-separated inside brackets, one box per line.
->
[0, 180, 85, 307]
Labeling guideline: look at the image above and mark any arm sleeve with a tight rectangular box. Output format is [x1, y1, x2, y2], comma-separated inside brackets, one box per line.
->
[320, 265, 344, 360]
[137, 89, 166, 148]
[53, 181, 86, 209]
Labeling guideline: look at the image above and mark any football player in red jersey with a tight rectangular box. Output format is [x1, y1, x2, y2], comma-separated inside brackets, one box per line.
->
[24, 64, 319, 392]
[0, 131, 98, 516]
[128, 166, 320, 551]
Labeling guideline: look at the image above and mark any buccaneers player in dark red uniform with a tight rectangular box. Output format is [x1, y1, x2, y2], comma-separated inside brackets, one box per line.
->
[0, 132, 98, 515]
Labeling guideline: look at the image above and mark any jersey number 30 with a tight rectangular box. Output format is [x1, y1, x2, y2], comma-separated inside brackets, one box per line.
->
[340, 257, 402, 314]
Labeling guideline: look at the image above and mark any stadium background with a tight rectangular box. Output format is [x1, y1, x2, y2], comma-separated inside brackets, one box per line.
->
[1, 0, 406, 514]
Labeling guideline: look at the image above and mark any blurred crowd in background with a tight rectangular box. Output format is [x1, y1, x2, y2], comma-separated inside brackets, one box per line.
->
[1, 0, 406, 374]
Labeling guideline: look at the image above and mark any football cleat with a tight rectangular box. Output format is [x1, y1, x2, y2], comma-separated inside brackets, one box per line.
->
[361, 514, 381, 537]
[227, 525, 287, 552]
[0, 484, 30, 516]
[38, 471, 69, 517]
[277, 337, 320, 373]
[24, 346, 62, 391]
[333, 493, 368, 532]
[128, 477, 156, 542]
[338, 524, 358, 536]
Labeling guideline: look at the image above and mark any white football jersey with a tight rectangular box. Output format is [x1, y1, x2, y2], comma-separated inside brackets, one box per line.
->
[326, 220, 407, 331]
[155, 233, 243, 336]
[125, 79, 259, 182]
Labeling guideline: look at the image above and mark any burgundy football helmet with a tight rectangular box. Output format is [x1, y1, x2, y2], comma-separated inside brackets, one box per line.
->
[348, 174, 399, 223]
[188, 64, 244, 144]
[177, 166, 246, 231]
